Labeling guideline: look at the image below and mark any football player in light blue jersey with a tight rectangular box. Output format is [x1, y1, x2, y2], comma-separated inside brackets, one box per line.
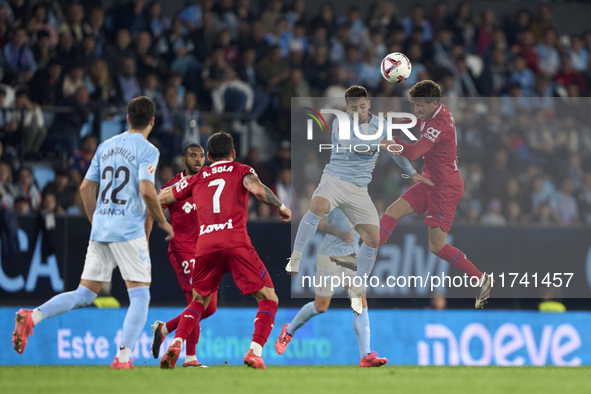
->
[276, 208, 388, 367]
[12, 97, 174, 370]
[287, 85, 433, 314]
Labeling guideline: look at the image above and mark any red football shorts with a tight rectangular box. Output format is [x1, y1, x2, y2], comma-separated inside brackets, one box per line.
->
[192, 246, 274, 297]
[168, 251, 198, 303]
[400, 181, 464, 233]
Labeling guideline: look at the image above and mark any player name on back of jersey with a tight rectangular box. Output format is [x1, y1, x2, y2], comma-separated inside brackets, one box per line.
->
[100, 147, 136, 163]
[202, 164, 234, 178]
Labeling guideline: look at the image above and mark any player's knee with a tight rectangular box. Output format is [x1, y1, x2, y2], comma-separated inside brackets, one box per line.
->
[428, 239, 445, 255]
[309, 198, 330, 216]
[364, 235, 380, 249]
[315, 304, 329, 313]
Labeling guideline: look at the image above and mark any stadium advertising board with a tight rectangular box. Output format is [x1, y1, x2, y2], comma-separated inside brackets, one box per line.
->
[0, 307, 586, 366]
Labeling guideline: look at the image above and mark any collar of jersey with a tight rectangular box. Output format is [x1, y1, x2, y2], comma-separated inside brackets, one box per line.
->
[426, 104, 443, 121]
[210, 160, 232, 167]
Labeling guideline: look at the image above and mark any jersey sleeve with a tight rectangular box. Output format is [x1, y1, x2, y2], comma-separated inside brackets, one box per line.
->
[84, 147, 101, 182]
[138, 146, 160, 184]
[172, 175, 196, 201]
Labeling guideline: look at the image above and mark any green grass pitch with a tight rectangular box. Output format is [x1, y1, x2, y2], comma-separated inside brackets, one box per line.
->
[2, 366, 591, 394]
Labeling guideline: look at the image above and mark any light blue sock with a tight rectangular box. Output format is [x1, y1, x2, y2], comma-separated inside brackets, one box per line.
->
[353, 307, 370, 358]
[294, 211, 322, 252]
[286, 301, 320, 336]
[37, 285, 97, 322]
[355, 244, 377, 279]
[120, 286, 150, 350]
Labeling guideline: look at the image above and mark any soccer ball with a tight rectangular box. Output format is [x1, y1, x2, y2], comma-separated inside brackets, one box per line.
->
[380, 52, 412, 84]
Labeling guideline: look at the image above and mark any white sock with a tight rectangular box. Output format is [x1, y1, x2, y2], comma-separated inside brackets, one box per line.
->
[249, 342, 263, 357]
[291, 250, 302, 260]
[32, 309, 43, 326]
[184, 355, 197, 363]
[161, 324, 169, 337]
[116, 346, 132, 363]
[173, 337, 183, 348]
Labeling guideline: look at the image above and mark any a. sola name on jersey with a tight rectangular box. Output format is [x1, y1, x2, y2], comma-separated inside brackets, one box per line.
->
[202, 164, 234, 178]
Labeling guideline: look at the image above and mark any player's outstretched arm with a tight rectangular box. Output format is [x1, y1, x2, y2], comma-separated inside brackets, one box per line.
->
[145, 210, 155, 239]
[243, 173, 291, 222]
[140, 180, 174, 241]
[79, 178, 99, 223]
[318, 217, 354, 244]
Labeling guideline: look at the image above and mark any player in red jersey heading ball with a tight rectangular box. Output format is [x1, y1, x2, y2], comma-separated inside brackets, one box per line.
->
[380, 80, 492, 308]
[146, 143, 218, 367]
[158, 132, 291, 369]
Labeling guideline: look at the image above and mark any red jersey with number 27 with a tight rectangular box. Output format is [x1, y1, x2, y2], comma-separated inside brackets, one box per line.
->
[161, 171, 198, 254]
[172, 160, 256, 256]
[417, 103, 463, 186]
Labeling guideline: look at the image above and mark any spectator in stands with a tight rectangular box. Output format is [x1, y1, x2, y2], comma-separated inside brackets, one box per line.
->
[68, 134, 97, 186]
[88, 58, 115, 105]
[303, 45, 331, 93]
[156, 163, 174, 191]
[62, 64, 90, 98]
[536, 28, 560, 78]
[29, 58, 63, 105]
[192, 10, 217, 62]
[14, 195, 30, 216]
[89, 7, 106, 57]
[114, 57, 141, 104]
[568, 35, 589, 72]
[311, 2, 336, 37]
[37, 188, 63, 259]
[55, 30, 75, 70]
[554, 178, 579, 225]
[60, 3, 91, 45]
[0, 161, 15, 208]
[509, 54, 535, 96]
[147, 1, 171, 41]
[553, 54, 586, 94]
[26, 4, 58, 48]
[43, 168, 74, 211]
[577, 172, 591, 224]
[104, 29, 135, 75]
[3, 27, 37, 84]
[181, 91, 211, 148]
[47, 86, 91, 156]
[14, 167, 41, 210]
[134, 30, 167, 79]
[12, 89, 46, 157]
[31, 30, 54, 70]
[480, 198, 507, 226]
[402, 4, 432, 42]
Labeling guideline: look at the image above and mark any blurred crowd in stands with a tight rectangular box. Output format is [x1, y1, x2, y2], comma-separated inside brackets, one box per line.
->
[0, 0, 589, 227]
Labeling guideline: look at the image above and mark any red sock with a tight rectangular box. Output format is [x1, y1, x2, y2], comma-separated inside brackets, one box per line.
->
[202, 292, 218, 320]
[185, 326, 198, 356]
[175, 301, 204, 341]
[252, 300, 278, 347]
[165, 315, 180, 334]
[379, 215, 398, 247]
[436, 244, 482, 279]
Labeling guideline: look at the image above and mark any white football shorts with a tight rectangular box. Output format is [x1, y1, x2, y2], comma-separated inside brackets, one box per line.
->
[312, 172, 379, 227]
[81, 237, 151, 283]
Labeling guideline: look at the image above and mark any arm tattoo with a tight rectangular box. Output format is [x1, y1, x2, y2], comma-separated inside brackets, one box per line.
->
[243, 173, 257, 188]
[263, 185, 283, 209]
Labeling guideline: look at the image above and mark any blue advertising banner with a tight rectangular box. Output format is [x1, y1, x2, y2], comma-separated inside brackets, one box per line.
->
[0, 307, 587, 366]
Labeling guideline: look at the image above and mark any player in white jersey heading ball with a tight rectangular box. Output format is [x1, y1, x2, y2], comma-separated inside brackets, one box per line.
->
[287, 85, 433, 314]
[11, 97, 174, 369]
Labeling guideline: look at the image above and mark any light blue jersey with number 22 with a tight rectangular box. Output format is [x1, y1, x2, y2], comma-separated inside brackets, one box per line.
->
[84, 132, 160, 242]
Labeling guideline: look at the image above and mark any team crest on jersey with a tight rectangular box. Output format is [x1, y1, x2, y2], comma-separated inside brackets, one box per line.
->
[147, 164, 155, 174]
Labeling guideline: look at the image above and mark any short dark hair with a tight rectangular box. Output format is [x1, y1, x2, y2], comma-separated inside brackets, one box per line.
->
[207, 132, 234, 160]
[182, 143, 203, 156]
[127, 96, 156, 129]
[408, 80, 442, 104]
[15, 89, 29, 99]
[344, 85, 368, 104]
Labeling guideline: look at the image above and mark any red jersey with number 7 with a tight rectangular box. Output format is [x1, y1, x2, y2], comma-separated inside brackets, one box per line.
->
[160, 171, 198, 254]
[172, 160, 257, 256]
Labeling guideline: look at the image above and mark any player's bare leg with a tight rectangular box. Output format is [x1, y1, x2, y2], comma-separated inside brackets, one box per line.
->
[427, 226, 491, 309]
[276, 296, 331, 354]
[379, 198, 417, 247]
[13, 279, 101, 355]
[287, 196, 330, 274]
[244, 286, 278, 369]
